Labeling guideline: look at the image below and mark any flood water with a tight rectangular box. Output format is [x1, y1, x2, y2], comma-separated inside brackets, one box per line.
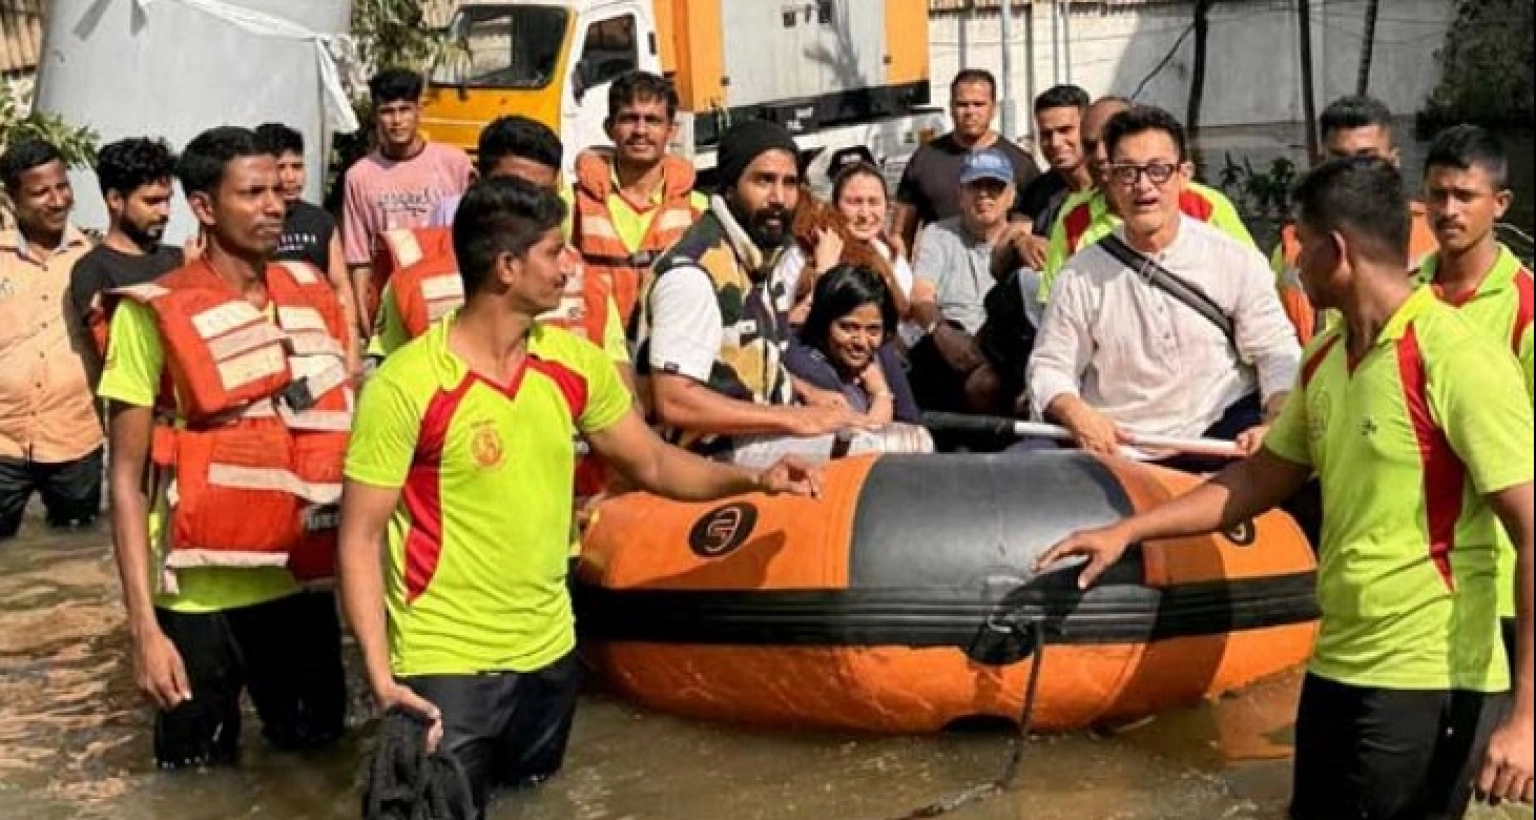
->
[2, 514, 1529, 820]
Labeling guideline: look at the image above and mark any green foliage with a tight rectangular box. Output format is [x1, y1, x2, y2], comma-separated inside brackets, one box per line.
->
[0, 82, 99, 168]
[349, 0, 451, 77]
[1422, 0, 1534, 126]
[1217, 153, 1296, 221]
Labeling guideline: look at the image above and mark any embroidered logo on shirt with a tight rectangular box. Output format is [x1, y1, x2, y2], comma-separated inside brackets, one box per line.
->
[1360, 418, 1379, 438]
[470, 421, 505, 470]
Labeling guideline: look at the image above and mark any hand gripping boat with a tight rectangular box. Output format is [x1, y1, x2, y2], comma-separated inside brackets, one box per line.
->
[574, 452, 1319, 733]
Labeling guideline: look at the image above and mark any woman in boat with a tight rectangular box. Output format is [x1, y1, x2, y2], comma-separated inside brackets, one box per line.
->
[784, 264, 920, 425]
[778, 162, 914, 328]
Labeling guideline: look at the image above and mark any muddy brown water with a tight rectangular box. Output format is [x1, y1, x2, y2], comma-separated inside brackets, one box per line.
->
[1, 516, 1529, 820]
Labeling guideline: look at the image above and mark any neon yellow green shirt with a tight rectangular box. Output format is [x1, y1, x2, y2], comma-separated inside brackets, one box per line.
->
[344, 311, 630, 676]
[1264, 287, 1533, 691]
[97, 302, 301, 614]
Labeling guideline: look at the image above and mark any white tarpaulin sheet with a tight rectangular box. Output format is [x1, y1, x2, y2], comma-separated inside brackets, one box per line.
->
[33, 0, 355, 240]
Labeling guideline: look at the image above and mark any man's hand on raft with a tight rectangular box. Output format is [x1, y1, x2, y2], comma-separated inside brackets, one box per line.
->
[1033, 524, 1132, 589]
[376, 682, 444, 753]
[753, 456, 824, 499]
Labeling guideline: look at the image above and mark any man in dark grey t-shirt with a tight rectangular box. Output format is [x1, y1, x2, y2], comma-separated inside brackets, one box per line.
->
[893, 68, 1039, 258]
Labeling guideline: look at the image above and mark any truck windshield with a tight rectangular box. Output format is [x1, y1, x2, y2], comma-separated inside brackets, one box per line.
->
[434, 5, 570, 89]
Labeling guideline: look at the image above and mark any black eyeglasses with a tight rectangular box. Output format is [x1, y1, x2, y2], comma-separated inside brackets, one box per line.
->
[1107, 162, 1180, 186]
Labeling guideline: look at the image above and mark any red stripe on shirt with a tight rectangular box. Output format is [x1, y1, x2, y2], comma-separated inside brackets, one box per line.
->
[1063, 202, 1093, 255]
[403, 378, 473, 602]
[1513, 267, 1533, 353]
[1396, 324, 1465, 590]
[1178, 189, 1216, 222]
[1302, 335, 1341, 389]
[529, 356, 590, 421]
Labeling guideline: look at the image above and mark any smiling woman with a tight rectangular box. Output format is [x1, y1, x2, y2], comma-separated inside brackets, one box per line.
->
[785, 264, 919, 425]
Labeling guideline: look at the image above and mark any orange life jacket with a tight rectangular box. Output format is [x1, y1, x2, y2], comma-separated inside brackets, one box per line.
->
[571, 150, 700, 329]
[110, 260, 353, 583]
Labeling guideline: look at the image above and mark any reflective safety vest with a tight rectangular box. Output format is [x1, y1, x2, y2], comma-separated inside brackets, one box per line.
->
[378, 226, 609, 345]
[571, 150, 700, 329]
[110, 260, 353, 582]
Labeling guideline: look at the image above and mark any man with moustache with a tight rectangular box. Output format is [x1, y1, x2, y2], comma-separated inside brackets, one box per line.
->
[633, 119, 864, 464]
[99, 127, 349, 767]
[0, 139, 102, 539]
[70, 138, 184, 371]
[1027, 106, 1298, 468]
[568, 70, 706, 328]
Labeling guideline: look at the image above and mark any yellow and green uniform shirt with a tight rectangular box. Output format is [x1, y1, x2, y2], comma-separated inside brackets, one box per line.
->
[344, 312, 630, 677]
[1417, 243, 1535, 620]
[1264, 286, 1534, 692]
[1039, 181, 1255, 303]
[98, 302, 302, 614]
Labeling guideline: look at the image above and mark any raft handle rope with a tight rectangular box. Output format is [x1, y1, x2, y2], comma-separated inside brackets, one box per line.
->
[887, 618, 1048, 820]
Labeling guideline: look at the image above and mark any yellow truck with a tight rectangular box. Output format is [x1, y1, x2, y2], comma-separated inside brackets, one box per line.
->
[424, 0, 943, 185]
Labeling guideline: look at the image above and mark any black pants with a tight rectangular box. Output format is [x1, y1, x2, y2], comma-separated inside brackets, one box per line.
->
[401, 652, 581, 817]
[0, 447, 103, 539]
[153, 591, 346, 768]
[1290, 673, 1500, 820]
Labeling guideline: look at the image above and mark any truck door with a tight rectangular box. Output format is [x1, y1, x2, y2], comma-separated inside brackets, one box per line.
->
[564, 3, 661, 171]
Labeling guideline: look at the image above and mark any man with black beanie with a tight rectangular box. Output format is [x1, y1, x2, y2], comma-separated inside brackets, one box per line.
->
[632, 119, 865, 464]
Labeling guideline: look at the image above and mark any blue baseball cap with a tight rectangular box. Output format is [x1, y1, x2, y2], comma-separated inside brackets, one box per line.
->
[959, 149, 1014, 186]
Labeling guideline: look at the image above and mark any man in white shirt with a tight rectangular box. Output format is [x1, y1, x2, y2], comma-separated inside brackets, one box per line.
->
[1027, 106, 1299, 467]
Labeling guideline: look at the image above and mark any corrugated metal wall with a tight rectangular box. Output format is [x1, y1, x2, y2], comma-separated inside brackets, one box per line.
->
[1, 0, 44, 77]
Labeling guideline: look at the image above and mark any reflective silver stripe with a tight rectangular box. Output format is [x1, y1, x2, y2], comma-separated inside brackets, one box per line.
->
[383, 229, 424, 269]
[163, 549, 290, 570]
[287, 332, 345, 358]
[582, 214, 621, 241]
[216, 345, 289, 392]
[207, 463, 342, 504]
[425, 297, 461, 323]
[112, 283, 171, 302]
[654, 208, 695, 234]
[205, 322, 288, 363]
[278, 305, 329, 334]
[192, 301, 264, 340]
[420, 273, 464, 302]
[276, 260, 321, 285]
[276, 408, 353, 432]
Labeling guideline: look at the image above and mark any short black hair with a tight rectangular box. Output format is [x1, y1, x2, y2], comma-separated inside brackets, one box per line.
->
[799, 264, 899, 353]
[1425, 124, 1509, 191]
[255, 123, 305, 157]
[609, 70, 679, 121]
[1034, 84, 1090, 115]
[369, 67, 424, 106]
[951, 69, 997, 100]
[477, 116, 563, 177]
[1318, 95, 1393, 138]
[1103, 105, 1188, 163]
[1292, 156, 1410, 267]
[1, 138, 64, 192]
[95, 137, 177, 198]
[177, 126, 268, 198]
[452, 176, 567, 295]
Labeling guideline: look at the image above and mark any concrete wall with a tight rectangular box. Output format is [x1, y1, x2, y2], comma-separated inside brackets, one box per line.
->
[929, 0, 1454, 144]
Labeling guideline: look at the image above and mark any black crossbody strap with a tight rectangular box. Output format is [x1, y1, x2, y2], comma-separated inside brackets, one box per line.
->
[1099, 233, 1236, 348]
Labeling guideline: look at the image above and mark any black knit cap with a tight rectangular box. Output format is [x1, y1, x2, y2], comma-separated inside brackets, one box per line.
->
[715, 119, 799, 194]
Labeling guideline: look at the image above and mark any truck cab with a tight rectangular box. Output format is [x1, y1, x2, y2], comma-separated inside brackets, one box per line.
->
[425, 1, 662, 175]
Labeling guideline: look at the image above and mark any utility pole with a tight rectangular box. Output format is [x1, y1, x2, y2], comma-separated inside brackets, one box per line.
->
[1188, 0, 1215, 144]
[1000, 0, 1017, 140]
[1297, 0, 1319, 162]
[1356, 0, 1380, 95]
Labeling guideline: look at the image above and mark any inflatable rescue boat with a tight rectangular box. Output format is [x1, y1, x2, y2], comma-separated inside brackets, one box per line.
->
[574, 452, 1319, 733]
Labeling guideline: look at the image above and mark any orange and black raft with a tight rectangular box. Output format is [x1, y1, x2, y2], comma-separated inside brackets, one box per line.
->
[574, 452, 1319, 734]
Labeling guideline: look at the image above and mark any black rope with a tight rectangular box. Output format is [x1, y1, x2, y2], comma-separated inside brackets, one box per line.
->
[362, 708, 477, 820]
[888, 619, 1049, 819]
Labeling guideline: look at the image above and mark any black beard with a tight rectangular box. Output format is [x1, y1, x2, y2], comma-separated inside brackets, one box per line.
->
[747, 206, 791, 250]
[121, 219, 165, 251]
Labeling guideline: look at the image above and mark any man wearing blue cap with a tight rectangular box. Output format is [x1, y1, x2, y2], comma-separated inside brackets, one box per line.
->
[907, 148, 1019, 414]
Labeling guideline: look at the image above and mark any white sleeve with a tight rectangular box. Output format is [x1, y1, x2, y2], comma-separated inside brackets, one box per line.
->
[1026, 266, 1095, 419]
[773, 246, 808, 315]
[892, 255, 915, 297]
[1230, 245, 1302, 401]
[646, 266, 724, 383]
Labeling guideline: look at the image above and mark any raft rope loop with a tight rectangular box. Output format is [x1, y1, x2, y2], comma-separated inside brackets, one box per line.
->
[888, 618, 1049, 820]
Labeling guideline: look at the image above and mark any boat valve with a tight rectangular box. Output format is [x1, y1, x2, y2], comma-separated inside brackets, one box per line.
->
[965, 611, 1041, 667]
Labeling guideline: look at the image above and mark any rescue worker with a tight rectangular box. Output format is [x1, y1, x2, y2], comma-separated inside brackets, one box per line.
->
[1273, 95, 1439, 344]
[1037, 96, 1255, 304]
[1418, 124, 1534, 672]
[99, 127, 348, 768]
[1037, 156, 1534, 820]
[569, 70, 707, 330]
[371, 115, 630, 382]
[338, 175, 821, 817]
